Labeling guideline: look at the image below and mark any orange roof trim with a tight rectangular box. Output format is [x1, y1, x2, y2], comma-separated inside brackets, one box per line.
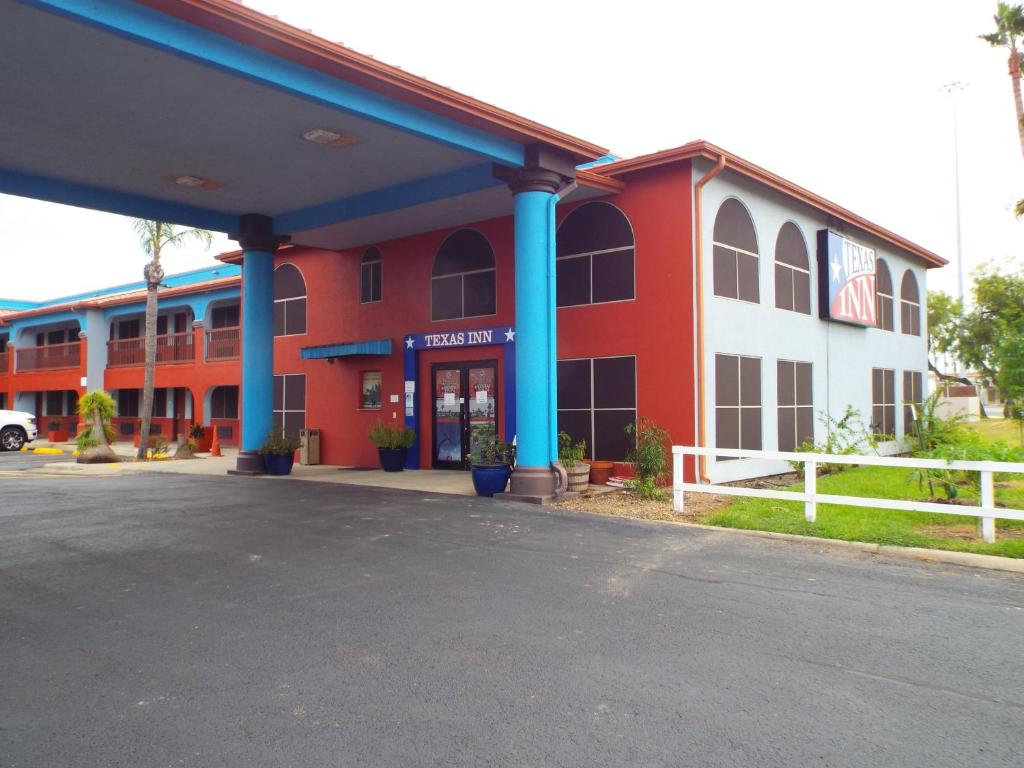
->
[592, 141, 947, 269]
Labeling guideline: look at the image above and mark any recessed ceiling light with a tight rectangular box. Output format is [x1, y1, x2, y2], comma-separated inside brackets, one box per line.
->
[302, 128, 359, 147]
[173, 175, 224, 191]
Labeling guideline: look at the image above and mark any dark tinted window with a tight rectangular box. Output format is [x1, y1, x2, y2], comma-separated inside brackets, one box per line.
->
[712, 199, 759, 303]
[274, 264, 307, 336]
[210, 304, 240, 328]
[556, 202, 635, 307]
[360, 247, 382, 304]
[431, 230, 496, 320]
[774, 223, 811, 314]
[903, 370, 923, 436]
[900, 270, 921, 336]
[273, 374, 306, 440]
[715, 353, 761, 454]
[875, 259, 894, 331]
[777, 360, 813, 451]
[557, 356, 637, 461]
[211, 386, 239, 419]
[871, 368, 896, 437]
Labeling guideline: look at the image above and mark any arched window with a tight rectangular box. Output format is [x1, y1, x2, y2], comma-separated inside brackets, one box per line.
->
[431, 229, 496, 321]
[556, 201, 635, 307]
[774, 222, 810, 314]
[875, 259, 894, 331]
[900, 270, 921, 336]
[273, 263, 307, 336]
[713, 199, 759, 303]
[360, 247, 382, 304]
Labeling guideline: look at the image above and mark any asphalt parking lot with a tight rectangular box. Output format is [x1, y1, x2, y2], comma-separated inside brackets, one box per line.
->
[0, 450, 65, 472]
[1, 473, 1022, 767]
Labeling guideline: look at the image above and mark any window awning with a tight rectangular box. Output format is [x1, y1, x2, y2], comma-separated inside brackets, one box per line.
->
[301, 339, 392, 360]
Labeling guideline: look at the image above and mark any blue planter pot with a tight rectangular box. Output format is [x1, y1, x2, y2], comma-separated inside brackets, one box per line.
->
[471, 464, 512, 497]
[378, 447, 407, 472]
[262, 452, 294, 476]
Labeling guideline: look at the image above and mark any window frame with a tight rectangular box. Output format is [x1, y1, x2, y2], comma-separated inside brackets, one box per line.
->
[776, 359, 814, 451]
[773, 222, 811, 315]
[875, 259, 894, 332]
[360, 247, 383, 304]
[273, 263, 308, 338]
[714, 353, 763, 454]
[712, 198, 760, 305]
[555, 201, 636, 308]
[871, 367, 897, 438]
[902, 370, 923, 437]
[210, 385, 239, 420]
[273, 373, 307, 440]
[430, 229, 497, 322]
[899, 270, 921, 337]
[556, 354, 638, 461]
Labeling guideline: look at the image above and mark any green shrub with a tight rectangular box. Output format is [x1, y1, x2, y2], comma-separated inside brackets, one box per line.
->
[259, 429, 299, 456]
[626, 475, 669, 501]
[625, 417, 670, 482]
[791, 405, 877, 476]
[558, 431, 586, 468]
[367, 421, 415, 449]
[472, 426, 514, 465]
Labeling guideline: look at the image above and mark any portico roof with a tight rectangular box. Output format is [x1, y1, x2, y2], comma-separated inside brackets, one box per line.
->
[0, 0, 609, 248]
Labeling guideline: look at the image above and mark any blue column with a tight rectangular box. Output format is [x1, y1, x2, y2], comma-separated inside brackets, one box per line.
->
[513, 189, 555, 469]
[240, 249, 274, 453]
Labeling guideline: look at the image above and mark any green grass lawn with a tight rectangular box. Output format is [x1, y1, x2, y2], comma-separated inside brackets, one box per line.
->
[702, 465, 1024, 559]
[964, 418, 1024, 446]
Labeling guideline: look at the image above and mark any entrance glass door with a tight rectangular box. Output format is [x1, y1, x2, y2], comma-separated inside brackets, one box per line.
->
[432, 360, 497, 469]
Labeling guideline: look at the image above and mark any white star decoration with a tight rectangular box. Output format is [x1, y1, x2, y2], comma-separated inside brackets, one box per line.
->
[830, 256, 843, 283]
[405, 336, 414, 349]
[504, 328, 515, 343]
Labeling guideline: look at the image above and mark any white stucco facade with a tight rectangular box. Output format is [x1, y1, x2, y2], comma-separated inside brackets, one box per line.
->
[693, 159, 932, 482]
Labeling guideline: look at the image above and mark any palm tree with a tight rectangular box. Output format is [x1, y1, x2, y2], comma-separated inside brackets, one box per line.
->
[131, 220, 212, 460]
[980, 2, 1024, 159]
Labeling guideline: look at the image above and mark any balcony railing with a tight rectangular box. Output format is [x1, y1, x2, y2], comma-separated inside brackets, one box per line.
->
[107, 332, 194, 368]
[0, 350, 8, 374]
[16, 341, 81, 372]
[205, 326, 240, 361]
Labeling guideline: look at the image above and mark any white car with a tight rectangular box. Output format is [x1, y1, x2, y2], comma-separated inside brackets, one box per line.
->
[0, 410, 38, 451]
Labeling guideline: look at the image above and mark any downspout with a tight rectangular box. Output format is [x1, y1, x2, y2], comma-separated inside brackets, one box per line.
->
[694, 154, 726, 482]
[549, 180, 577, 495]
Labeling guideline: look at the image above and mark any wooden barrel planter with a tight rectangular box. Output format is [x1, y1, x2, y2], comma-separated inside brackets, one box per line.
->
[565, 462, 591, 492]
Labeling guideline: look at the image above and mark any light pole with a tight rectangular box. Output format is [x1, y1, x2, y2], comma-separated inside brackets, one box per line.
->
[940, 80, 967, 376]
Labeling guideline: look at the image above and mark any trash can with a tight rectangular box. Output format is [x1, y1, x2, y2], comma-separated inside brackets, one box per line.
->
[299, 428, 320, 465]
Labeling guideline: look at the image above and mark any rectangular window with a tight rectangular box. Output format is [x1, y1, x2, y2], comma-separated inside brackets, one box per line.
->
[903, 370, 923, 437]
[361, 371, 382, 409]
[210, 304, 240, 329]
[274, 298, 307, 337]
[45, 390, 65, 416]
[210, 386, 239, 419]
[152, 388, 168, 418]
[273, 374, 306, 440]
[872, 368, 896, 437]
[556, 355, 637, 461]
[360, 260, 382, 303]
[713, 247, 760, 303]
[777, 360, 813, 451]
[774, 263, 811, 314]
[117, 389, 140, 419]
[715, 354, 762, 454]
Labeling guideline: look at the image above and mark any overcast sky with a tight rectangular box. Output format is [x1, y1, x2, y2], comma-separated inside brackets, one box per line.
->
[2, 0, 1020, 301]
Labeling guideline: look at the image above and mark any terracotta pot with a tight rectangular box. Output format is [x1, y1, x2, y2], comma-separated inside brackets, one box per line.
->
[565, 462, 591, 492]
[585, 460, 615, 486]
[47, 430, 68, 443]
[613, 462, 636, 480]
[191, 432, 212, 452]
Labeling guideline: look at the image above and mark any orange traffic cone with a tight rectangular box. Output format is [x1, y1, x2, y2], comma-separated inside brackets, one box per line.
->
[210, 428, 221, 457]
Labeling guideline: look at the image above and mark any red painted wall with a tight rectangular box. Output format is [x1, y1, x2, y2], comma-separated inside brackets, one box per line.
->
[272, 161, 697, 469]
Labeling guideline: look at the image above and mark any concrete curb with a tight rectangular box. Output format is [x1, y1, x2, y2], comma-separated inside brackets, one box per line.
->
[669, 521, 1024, 574]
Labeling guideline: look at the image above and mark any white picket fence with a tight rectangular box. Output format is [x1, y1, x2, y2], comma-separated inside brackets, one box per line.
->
[671, 446, 1024, 544]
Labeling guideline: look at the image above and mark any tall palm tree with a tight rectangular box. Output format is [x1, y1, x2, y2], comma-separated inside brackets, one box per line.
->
[131, 220, 212, 459]
[980, 2, 1024, 159]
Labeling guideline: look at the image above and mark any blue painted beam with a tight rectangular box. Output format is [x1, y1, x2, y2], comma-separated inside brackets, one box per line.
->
[276, 163, 504, 235]
[19, 0, 525, 166]
[0, 167, 237, 232]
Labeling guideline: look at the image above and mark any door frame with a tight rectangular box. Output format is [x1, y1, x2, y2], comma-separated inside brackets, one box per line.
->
[429, 358, 498, 470]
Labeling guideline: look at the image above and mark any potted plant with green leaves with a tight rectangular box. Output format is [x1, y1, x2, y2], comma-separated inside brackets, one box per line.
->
[558, 431, 590, 492]
[368, 420, 415, 472]
[259, 428, 300, 475]
[469, 426, 515, 497]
